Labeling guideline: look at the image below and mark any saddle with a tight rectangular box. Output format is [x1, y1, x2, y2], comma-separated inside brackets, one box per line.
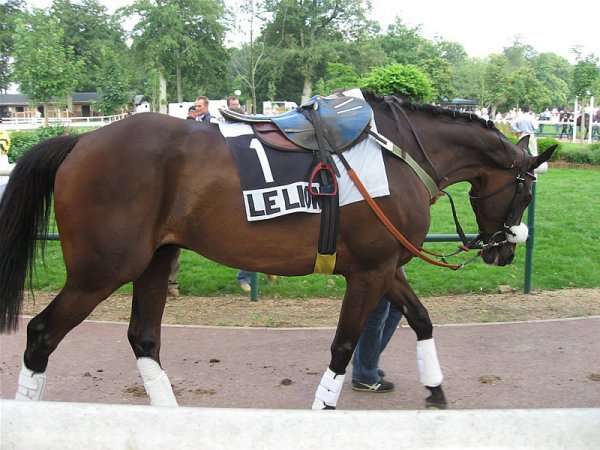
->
[220, 94, 374, 269]
[219, 94, 373, 153]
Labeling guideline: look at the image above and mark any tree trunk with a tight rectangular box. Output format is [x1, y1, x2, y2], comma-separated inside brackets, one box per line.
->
[42, 102, 48, 127]
[176, 65, 182, 103]
[301, 77, 313, 104]
[158, 65, 168, 114]
[66, 94, 74, 114]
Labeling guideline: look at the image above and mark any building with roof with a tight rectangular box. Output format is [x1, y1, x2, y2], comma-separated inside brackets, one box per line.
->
[0, 92, 102, 119]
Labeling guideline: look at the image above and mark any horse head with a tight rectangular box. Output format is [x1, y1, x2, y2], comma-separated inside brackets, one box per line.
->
[469, 137, 556, 266]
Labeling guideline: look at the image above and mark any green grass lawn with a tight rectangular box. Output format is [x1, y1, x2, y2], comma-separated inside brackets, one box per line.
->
[30, 168, 600, 298]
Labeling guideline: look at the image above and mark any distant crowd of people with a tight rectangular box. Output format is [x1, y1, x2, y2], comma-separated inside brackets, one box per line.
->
[462, 104, 599, 141]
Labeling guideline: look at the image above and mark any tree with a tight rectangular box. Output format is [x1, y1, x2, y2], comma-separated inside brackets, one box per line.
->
[50, 0, 128, 93]
[450, 57, 491, 108]
[359, 64, 433, 102]
[377, 19, 457, 102]
[313, 62, 360, 95]
[96, 47, 131, 114]
[261, 0, 373, 103]
[530, 52, 572, 108]
[0, 0, 25, 93]
[573, 55, 600, 99]
[229, 0, 274, 113]
[12, 9, 82, 123]
[125, 0, 229, 112]
[378, 17, 436, 66]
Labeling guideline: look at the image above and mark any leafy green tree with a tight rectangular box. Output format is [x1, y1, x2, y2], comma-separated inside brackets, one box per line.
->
[125, 0, 229, 111]
[261, 0, 373, 102]
[530, 52, 572, 108]
[435, 39, 468, 65]
[502, 39, 537, 69]
[377, 19, 458, 102]
[314, 62, 360, 94]
[0, 0, 25, 93]
[449, 57, 489, 106]
[50, 0, 128, 92]
[359, 64, 433, 102]
[229, 0, 276, 113]
[377, 18, 435, 66]
[573, 55, 600, 98]
[96, 47, 131, 114]
[12, 9, 82, 123]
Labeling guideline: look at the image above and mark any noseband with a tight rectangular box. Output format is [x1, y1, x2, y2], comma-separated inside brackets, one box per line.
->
[468, 148, 536, 249]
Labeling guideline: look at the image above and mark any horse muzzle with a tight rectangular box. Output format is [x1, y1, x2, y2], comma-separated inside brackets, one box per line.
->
[481, 242, 516, 266]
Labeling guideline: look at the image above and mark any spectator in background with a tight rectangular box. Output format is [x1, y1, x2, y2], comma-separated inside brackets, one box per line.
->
[226, 95, 242, 111]
[551, 108, 560, 135]
[511, 104, 539, 155]
[186, 105, 198, 120]
[195, 96, 215, 122]
[559, 109, 571, 139]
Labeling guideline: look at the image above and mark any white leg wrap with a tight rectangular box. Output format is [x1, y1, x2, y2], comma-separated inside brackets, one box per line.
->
[137, 357, 178, 407]
[416, 338, 443, 387]
[15, 365, 47, 401]
[312, 367, 345, 410]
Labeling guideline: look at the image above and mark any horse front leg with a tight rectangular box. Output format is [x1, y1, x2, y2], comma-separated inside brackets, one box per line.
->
[387, 269, 447, 409]
[128, 246, 179, 407]
[312, 270, 388, 410]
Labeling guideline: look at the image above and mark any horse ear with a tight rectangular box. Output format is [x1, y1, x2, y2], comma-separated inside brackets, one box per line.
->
[533, 145, 557, 169]
[517, 135, 530, 149]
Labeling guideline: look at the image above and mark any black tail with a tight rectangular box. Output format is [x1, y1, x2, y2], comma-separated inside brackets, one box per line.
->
[0, 134, 79, 332]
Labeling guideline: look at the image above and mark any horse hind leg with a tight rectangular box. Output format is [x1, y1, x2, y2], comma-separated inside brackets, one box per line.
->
[16, 280, 123, 401]
[387, 270, 447, 409]
[128, 245, 179, 407]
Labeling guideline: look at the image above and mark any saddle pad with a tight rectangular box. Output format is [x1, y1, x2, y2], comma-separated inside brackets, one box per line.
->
[219, 122, 389, 222]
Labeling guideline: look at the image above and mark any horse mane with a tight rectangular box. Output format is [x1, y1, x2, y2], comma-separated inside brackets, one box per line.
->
[362, 90, 497, 130]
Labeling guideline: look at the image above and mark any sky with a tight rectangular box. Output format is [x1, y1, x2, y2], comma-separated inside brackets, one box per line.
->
[23, 0, 600, 63]
[369, 1, 599, 63]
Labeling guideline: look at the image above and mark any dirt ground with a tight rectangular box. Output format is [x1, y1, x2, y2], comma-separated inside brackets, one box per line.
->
[21, 287, 600, 327]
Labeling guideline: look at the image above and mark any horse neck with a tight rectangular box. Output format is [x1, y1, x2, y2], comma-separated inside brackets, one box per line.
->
[402, 112, 512, 190]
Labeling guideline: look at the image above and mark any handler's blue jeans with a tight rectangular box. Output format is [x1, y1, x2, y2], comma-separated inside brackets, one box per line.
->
[352, 297, 403, 384]
[237, 270, 251, 285]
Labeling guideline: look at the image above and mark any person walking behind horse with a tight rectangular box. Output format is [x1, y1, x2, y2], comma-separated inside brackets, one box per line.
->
[352, 192, 445, 393]
[352, 295, 403, 392]
[511, 104, 539, 155]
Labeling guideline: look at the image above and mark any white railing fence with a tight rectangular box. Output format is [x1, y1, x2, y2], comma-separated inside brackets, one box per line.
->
[0, 113, 128, 131]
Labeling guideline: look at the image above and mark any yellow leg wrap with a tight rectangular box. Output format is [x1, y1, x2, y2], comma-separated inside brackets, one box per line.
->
[313, 252, 337, 274]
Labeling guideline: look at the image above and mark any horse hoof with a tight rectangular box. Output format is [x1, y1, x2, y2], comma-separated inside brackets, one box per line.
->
[425, 385, 448, 410]
[323, 404, 336, 410]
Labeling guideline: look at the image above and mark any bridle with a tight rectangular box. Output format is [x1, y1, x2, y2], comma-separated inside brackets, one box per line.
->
[468, 148, 536, 250]
[379, 97, 536, 266]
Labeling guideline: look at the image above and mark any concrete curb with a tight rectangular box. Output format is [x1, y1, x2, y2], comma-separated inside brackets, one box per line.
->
[2, 400, 599, 449]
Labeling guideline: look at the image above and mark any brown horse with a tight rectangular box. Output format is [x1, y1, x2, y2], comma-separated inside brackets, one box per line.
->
[0, 91, 554, 409]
